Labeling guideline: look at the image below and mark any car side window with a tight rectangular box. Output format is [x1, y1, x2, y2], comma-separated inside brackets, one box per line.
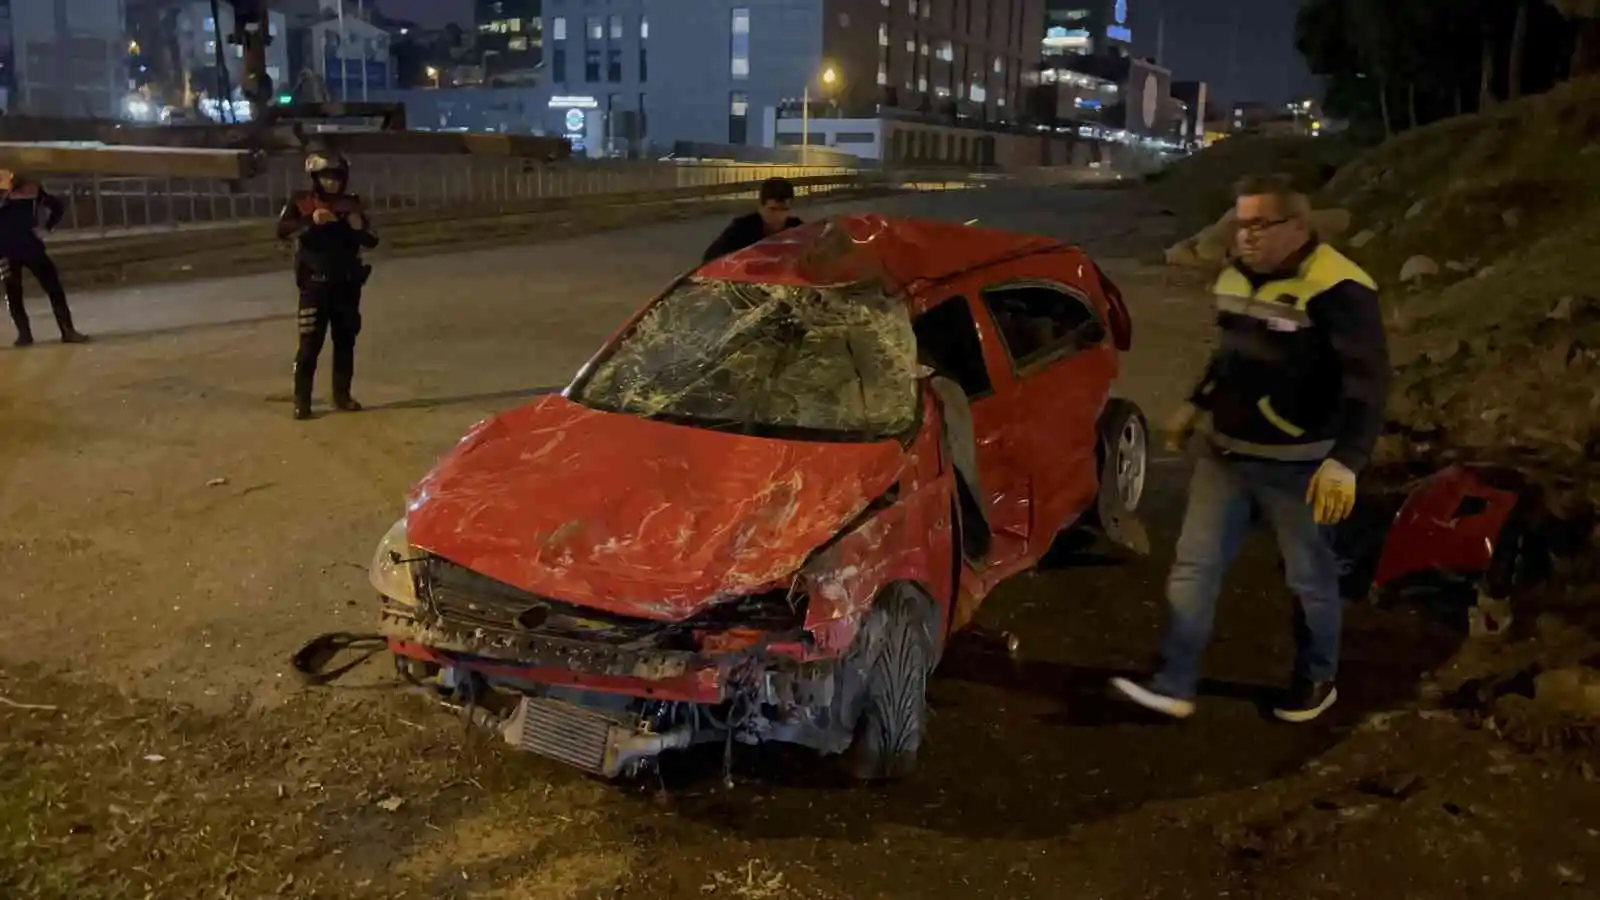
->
[980, 282, 1105, 368]
[912, 297, 993, 398]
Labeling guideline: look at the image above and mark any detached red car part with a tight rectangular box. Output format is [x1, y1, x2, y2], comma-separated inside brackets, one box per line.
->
[1338, 463, 1547, 615]
[371, 214, 1148, 780]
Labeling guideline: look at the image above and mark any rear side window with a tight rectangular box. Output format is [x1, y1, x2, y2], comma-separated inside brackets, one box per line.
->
[980, 282, 1104, 368]
[913, 297, 993, 398]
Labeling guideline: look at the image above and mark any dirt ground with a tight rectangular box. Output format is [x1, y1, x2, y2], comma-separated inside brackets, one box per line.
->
[2, 187, 1596, 898]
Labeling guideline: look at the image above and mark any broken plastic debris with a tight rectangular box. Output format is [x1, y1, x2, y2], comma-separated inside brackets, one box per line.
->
[206, 477, 229, 487]
[376, 795, 405, 812]
[143, 754, 166, 763]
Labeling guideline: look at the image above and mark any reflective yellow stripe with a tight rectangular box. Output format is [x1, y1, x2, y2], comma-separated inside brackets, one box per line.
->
[1257, 396, 1305, 437]
[1212, 245, 1377, 312]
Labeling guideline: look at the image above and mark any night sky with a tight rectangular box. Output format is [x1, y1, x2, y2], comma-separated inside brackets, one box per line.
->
[375, 0, 1313, 110]
[1129, 0, 1315, 110]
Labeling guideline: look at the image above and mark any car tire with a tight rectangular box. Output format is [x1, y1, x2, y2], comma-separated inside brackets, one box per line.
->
[838, 584, 940, 782]
[1097, 398, 1149, 515]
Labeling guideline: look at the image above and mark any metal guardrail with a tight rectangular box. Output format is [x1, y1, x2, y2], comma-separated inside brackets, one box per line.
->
[44, 159, 858, 238]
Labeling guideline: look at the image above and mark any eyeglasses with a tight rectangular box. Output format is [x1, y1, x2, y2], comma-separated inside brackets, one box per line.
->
[1235, 217, 1291, 235]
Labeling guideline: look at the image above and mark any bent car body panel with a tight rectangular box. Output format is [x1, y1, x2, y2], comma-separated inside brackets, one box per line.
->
[696, 214, 1069, 298]
[405, 394, 907, 621]
[1371, 464, 1520, 590]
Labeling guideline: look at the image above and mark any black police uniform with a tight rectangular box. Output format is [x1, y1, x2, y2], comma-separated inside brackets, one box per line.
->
[276, 154, 378, 419]
[1, 175, 85, 346]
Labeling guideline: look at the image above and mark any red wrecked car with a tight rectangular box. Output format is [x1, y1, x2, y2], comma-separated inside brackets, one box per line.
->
[369, 214, 1148, 780]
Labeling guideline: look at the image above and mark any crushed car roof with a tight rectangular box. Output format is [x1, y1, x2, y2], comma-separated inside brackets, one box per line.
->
[695, 213, 1070, 293]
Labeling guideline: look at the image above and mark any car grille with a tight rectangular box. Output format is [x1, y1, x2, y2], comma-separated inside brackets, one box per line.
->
[420, 557, 679, 646]
[418, 557, 810, 647]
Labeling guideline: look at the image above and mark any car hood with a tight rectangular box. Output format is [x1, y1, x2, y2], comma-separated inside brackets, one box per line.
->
[405, 395, 907, 620]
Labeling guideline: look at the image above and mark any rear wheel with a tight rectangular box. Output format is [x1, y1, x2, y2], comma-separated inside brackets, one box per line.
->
[1099, 398, 1148, 515]
[838, 584, 940, 781]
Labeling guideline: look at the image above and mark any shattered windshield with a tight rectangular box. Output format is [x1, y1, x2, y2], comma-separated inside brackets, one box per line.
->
[575, 277, 919, 441]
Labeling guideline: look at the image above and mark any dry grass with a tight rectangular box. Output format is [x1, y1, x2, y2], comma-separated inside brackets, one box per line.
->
[0, 663, 634, 899]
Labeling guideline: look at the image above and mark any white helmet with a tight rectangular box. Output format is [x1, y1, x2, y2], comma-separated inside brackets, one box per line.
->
[305, 152, 349, 177]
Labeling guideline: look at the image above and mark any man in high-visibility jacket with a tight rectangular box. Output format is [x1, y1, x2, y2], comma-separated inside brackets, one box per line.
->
[1112, 173, 1389, 724]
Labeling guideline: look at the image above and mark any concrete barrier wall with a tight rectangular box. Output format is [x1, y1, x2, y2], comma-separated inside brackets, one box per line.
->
[43, 159, 856, 236]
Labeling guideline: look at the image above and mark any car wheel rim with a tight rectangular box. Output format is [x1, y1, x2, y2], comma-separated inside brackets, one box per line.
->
[1115, 417, 1147, 512]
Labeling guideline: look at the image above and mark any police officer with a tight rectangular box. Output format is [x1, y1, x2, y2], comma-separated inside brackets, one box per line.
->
[277, 150, 377, 420]
[0, 169, 87, 347]
[1110, 173, 1389, 724]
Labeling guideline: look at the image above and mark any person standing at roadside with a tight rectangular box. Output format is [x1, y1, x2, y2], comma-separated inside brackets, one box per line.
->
[1110, 173, 1389, 724]
[277, 150, 377, 420]
[0, 169, 88, 347]
[702, 177, 803, 262]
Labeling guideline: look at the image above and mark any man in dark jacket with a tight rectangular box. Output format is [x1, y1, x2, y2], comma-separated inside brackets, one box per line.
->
[1110, 173, 1389, 724]
[702, 177, 803, 263]
[0, 170, 87, 346]
[277, 150, 378, 420]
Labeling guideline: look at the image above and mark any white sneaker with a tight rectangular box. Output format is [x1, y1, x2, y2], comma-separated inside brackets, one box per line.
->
[1109, 677, 1197, 719]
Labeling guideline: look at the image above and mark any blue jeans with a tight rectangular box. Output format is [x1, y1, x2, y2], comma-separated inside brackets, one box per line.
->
[1151, 450, 1343, 700]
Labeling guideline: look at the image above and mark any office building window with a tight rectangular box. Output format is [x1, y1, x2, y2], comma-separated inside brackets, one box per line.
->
[584, 16, 601, 81]
[607, 47, 622, 81]
[729, 91, 749, 144]
[936, 40, 952, 62]
[550, 17, 567, 83]
[640, 14, 648, 39]
[639, 15, 648, 81]
[639, 93, 648, 142]
[609, 15, 622, 39]
[509, 36, 528, 51]
[877, 63, 888, 86]
[878, 22, 888, 46]
[730, 8, 750, 79]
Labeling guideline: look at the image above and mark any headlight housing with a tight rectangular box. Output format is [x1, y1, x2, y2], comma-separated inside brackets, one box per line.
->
[369, 518, 420, 605]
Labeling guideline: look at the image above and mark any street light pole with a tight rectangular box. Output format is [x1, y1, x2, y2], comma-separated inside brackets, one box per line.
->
[801, 85, 810, 166]
[802, 66, 838, 168]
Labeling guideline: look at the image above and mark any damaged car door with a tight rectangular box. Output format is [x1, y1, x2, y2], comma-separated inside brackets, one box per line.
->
[974, 267, 1117, 556]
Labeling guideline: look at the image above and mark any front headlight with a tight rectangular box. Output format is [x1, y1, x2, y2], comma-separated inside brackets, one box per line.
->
[369, 518, 420, 605]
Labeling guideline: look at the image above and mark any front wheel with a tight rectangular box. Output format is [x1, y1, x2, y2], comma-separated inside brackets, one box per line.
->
[838, 584, 940, 781]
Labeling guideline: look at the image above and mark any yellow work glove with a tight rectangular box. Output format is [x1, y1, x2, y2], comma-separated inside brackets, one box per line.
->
[1163, 402, 1199, 453]
[1306, 458, 1357, 525]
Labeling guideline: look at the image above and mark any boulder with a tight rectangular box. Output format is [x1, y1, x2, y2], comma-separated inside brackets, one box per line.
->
[1400, 255, 1440, 282]
[1533, 667, 1600, 721]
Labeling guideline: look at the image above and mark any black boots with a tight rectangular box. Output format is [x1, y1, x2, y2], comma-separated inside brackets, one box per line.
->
[332, 372, 361, 412]
[293, 374, 361, 420]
